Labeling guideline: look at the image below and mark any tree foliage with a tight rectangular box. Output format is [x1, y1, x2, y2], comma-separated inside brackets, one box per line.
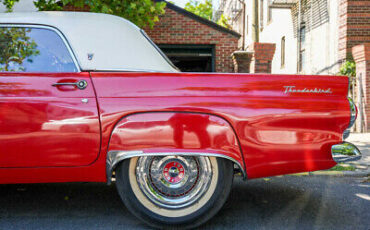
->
[1, 0, 166, 29]
[185, 0, 213, 21]
[217, 14, 232, 29]
[86, 0, 166, 29]
[0, 0, 19, 12]
[184, 0, 231, 29]
[0, 27, 39, 72]
[340, 60, 356, 79]
[33, 0, 65, 11]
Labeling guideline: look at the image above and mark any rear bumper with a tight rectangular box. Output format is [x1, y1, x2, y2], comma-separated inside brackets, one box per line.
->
[331, 142, 362, 163]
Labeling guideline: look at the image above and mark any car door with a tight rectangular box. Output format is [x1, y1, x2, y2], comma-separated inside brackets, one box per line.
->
[0, 25, 100, 167]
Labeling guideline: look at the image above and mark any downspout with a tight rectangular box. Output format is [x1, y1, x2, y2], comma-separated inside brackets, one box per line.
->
[297, 0, 301, 73]
[326, 0, 330, 74]
[252, 0, 259, 42]
[310, 0, 313, 73]
[238, 0, 246, 50]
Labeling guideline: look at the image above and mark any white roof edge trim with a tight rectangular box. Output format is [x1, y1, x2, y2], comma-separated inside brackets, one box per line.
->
[0, 12, 178, 73]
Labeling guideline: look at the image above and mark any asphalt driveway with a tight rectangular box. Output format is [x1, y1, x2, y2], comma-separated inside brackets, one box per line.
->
[0, 175, 369, 230]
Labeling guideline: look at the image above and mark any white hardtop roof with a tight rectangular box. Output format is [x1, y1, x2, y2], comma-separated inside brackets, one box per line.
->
[0, 11, 178, 72]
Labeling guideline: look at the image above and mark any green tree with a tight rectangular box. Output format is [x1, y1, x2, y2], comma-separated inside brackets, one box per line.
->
[0, 0, 19, 12]
[217, 14, 232, 29]
[1, 0, 166, 29]
[185, 0, 213, 20]
[87, 0, 166, 29]
[33, 0, 64, 11]
[184, 0, 231, 29]
[0, 28, 39, 72]
[340, 60, 356, 79]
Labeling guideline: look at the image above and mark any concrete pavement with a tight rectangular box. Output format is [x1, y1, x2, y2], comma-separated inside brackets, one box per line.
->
[0, 176, 368, 230]
[288, 133, 370, 177]
[345, 133, 370, 174]
[0, 134, 368, 229]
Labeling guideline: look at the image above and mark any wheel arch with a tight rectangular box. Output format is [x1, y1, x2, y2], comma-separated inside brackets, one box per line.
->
[106, 111, 246, 184]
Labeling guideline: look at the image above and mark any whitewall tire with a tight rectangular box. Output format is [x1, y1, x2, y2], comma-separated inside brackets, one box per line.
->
[115, 155, 233, 229]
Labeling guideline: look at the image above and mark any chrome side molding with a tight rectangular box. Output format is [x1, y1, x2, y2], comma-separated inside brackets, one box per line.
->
[106, 150, 247, 185]
[343, 97, 357, 139]
[331, 142, 362, 163]
[348, 97, 357, 128]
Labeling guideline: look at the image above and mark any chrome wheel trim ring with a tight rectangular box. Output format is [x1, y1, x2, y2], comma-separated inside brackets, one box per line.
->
[135, 156, 213, 209]
[129, 156, 219, 217]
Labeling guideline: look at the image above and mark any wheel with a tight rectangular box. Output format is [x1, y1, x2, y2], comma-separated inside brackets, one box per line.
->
[115, 155, 233, 229]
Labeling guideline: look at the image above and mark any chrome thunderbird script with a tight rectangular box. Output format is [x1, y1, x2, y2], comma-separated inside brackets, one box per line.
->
[283, 86, 332, 94]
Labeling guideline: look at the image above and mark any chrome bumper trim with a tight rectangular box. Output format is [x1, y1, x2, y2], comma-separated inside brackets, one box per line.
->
[331, 142, 362, 163]
[106, 150, 247, 185]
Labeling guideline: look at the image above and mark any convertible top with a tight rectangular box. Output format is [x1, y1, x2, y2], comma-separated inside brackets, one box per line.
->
[0, 11, 177, 72]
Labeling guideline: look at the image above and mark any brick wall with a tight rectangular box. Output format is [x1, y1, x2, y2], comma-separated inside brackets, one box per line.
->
[146, 7, 240, 72]
[339, 0, 370, 60]
[232, 51, 253, 73]
[352, 43, 370, 131]
[248, 43, 276, 73]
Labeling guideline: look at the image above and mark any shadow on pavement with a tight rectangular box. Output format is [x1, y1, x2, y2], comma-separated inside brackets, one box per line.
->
[0, 176, 368, 230]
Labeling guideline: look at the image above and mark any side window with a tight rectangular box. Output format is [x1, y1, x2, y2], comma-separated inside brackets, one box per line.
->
[0, 27, 78, 72]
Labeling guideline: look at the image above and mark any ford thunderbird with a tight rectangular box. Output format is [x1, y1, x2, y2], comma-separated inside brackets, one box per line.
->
[0, 12, 362, 229]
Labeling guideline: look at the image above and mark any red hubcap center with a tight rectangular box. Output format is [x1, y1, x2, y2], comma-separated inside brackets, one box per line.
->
[163, 161, 185, 184]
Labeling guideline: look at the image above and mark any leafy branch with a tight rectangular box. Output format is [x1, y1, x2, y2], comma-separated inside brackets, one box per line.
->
[184, 0, 231, 29]
[1, 0, 166, 29]
[0, 0, 19, 12]
[0, 27, 39, 72]
[340, 61, 356, 78]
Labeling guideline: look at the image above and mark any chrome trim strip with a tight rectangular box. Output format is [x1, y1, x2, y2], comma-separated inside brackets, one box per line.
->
[343, 97, 357, 140]
[331, 142, 362, 163]
[342, 129, 350, 140]
[106, 150, 247, 184]
[348, 97, 357, 128]
[0, 24, 81, 72]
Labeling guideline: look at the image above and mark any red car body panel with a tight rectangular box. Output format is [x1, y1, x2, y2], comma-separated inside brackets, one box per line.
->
[0, 72, 101, 168]
[93, 72, 349, 179]
[108, 112, 244, 168]
[0, 72, 350, 183]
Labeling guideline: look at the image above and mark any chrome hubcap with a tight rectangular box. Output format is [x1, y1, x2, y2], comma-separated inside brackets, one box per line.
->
[163, 161, 185, 184]
[135, 156, 213, 209]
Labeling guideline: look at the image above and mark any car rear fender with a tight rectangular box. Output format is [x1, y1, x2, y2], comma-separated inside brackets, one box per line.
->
[106, 112, 245, 184]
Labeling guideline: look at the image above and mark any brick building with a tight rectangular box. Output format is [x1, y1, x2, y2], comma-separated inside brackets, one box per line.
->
[146, 1, 240, 72]
[340, 0, 370, 132]
[339, 0, 370, 132]
[339, 0, 370, 60]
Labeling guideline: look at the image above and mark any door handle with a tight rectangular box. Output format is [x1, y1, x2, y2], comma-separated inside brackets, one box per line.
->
[52, 80, 88, 90]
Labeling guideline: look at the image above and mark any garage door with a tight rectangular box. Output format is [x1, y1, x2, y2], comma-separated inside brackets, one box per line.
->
[158, 44, 215, 72]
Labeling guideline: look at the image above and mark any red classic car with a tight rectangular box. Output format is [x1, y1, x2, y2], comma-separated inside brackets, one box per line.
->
[0, 12, 361, 229]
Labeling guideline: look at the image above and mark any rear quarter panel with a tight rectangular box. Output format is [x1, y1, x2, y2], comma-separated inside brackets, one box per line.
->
[91, 72, 350, 179]
[108, 112, 244, 167]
